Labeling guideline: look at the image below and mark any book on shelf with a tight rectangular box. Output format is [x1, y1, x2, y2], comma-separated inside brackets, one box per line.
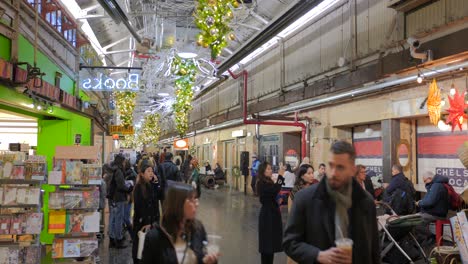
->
[48, 170, 63, 185]
[82, 212, 100, 233]
[0, 247, 19, 264]
[0, 187, 3, 204]
[9, 214, 25, 234]
[11, 165, 25, 180]
[82, 164, 102, 185]
[80, 238, 98, 257]
[26, 187, 40, 205]
[49, 192, 64, 209]
[1, 161, 13, 179]
[3, 187, 16, 205]
[52, 238, 64, 258]
[63, 239, 81, 258]
[64, 191, 82, 209]
[16, 187, 27, 204]
[0, 216, 10, 234]
[82, 188, 99, 208]
[66, 212, 84, 233]
[25, 213, 43, 234]
[21, 246, 41, 264]
[65, 161, 83, 184]
[49, 211, 66, 234]
[25, 162, 46, 181]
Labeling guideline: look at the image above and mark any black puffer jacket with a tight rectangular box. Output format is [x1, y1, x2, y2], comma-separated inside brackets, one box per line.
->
[109, 166, 132, 203]
[141, 220, 208, 264]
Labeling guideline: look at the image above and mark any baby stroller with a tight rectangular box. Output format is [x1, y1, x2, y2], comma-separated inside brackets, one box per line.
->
[377, 202, 429, 264]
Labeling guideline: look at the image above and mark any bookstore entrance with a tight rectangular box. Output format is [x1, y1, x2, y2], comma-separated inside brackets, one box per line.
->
[0, 109, 38, 154]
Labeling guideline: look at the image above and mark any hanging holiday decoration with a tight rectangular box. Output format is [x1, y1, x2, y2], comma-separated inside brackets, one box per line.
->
[171, 56, 197, 137]
[115, 91, 137, 127]
[427, 79, 442, 125]
[138, 113, 162, 145]
[120, 135, 138, 149]
[446, 88, 468, 131]
[195, 0, 239, 59]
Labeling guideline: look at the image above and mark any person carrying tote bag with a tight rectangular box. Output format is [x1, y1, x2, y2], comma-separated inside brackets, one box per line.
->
[133, 164, 162, 263]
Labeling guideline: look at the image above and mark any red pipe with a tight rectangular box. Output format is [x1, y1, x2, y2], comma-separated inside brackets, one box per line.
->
[228, 69, 308, 159]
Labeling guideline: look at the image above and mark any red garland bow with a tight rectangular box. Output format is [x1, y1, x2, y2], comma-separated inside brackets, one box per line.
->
[446, 89, 468, 131]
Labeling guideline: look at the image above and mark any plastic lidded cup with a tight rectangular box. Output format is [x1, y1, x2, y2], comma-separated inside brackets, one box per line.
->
[207, 234, 222, 255]
[335, 238, 353, 257]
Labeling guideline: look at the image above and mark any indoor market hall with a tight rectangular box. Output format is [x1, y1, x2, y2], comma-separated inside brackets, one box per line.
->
[0, 0, 468, 263]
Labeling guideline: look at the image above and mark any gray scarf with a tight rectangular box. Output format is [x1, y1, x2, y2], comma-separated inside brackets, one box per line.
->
[325, 178, 352, 239]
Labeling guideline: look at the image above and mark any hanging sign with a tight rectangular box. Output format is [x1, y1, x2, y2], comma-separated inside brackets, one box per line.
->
[79, 70, 140, 91]
[109, 125, 135, 135]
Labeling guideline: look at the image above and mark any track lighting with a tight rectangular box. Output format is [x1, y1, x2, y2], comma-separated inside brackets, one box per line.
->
[416, 74, 423, 84]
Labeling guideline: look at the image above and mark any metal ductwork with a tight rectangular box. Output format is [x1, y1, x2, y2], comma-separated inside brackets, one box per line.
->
[97, 0, 142, 43]
[216, 0, 324, 74]
[159, 59, 468, 144]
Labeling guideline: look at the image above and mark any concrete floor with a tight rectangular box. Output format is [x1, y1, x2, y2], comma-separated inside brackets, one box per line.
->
[99, 186, 288, 264]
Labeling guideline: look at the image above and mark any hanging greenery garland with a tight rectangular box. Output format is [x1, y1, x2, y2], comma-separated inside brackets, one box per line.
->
[195, 0, 239, 59]
[172, 56, 197, 137]
[138, 113, 162, 145]
[120, 135, 138, 149]
[114, 91, 137, 127]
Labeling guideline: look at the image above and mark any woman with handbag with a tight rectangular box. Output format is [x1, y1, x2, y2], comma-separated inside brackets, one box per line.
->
[132, 163, 162, 263]
[141, 182, 218, 264]
[257, 161, 286, 264]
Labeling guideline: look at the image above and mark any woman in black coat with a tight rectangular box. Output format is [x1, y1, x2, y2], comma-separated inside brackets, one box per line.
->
[132, 164, 162, 263]
[256, 161, 286, 264]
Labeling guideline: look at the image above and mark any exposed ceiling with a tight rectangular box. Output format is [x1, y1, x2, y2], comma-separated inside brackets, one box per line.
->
[75, 0, 297, 127]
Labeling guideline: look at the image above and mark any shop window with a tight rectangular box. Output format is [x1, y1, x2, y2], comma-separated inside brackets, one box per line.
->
[352, 124, 383, 188]
[416, 118, 468, 188]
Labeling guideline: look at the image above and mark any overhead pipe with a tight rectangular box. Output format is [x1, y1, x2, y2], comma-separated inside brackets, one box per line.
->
[228, 69, 308, 160]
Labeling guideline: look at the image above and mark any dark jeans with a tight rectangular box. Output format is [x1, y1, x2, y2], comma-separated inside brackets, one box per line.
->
[124, 202, 132, 227]
[261, 253, 274, 264]
[109, 201, 126, 240]
[251, 175, 257, 194]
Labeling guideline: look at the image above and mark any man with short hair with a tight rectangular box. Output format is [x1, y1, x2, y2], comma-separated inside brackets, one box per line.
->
[417, 171, 449, 224]
[283, 140, 379, 264]
[316, 163, 326, 181]
[383, 164, 415, 215]
[159, 152, 181, 182]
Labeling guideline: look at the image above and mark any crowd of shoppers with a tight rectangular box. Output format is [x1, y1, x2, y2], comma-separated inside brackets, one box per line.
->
[102, 141, 458, 264]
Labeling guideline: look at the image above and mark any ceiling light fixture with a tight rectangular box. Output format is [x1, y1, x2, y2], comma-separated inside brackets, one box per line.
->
[178, 52, 198, 59]
[158, 93, 170, 97]
[416, 73, 423, 83]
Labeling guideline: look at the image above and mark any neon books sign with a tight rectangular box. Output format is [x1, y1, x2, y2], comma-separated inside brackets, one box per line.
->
[81, 73, 139, 91]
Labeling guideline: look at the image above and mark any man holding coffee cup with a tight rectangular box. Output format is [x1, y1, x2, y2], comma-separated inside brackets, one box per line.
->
[283, 141, 380, 264]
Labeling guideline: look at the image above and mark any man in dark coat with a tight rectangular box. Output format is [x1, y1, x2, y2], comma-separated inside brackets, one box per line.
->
[383, 164, 415, 215]
[283, 141, 380, 264]
[417, 172, 449, 224]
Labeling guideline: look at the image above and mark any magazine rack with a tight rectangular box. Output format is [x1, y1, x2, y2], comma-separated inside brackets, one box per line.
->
[0, 152, 46, 263]
[47, 146, 101, 263]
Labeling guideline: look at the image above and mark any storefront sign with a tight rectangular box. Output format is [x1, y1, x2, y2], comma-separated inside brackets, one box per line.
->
[55, 146, 99, 160]
[435, 167, 468, 187]
[109, 125, 135, 135]
[80, 72, 139, 91]
[174, 139, 189, 150]
[284, 149, 299, 170]
[231, 130, 246, 138]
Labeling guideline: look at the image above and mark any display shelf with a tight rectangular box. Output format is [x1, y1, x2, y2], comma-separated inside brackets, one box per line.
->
[0, 204, 40, 209]
[0, 179, 43, 185]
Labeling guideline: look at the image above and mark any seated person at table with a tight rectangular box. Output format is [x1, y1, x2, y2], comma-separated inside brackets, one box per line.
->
[416, 171, 449, 224]
[205, 161, 212, 172]
[355, 164, 375, 198]
[383, 164, 415, 215]
[214, 163, 225, 180]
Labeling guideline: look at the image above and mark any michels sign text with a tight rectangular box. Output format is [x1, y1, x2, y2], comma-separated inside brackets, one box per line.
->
[79, 71, 140, 91]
